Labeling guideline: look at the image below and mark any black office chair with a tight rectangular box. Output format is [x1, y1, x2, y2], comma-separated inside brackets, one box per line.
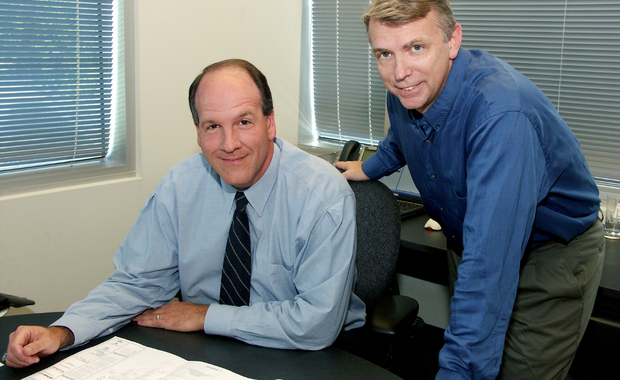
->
[345, 180, 422, 371]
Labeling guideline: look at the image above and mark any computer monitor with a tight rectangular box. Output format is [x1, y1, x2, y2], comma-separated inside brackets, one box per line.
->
[358, 145, 422, 202]
[359, 145, 377, 162]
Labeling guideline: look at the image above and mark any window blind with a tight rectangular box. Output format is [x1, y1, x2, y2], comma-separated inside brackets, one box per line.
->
[0, 0, 114, 174]
[451, 0, 620, 188]
[304, 0, 620, 189]
[309, 0, 386, 146]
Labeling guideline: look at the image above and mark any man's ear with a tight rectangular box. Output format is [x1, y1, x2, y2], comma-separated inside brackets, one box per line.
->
[266, 111, 276, 140]
[449, 23, 462, 60]
[195, 123, 202, 148]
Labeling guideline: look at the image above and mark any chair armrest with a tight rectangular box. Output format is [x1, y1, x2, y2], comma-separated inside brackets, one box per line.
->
[369, 295, 419, 336]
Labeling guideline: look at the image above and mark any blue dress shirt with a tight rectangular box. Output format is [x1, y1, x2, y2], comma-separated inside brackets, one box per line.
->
[54, 138, 365, 351]
[363, 48, 599, 380]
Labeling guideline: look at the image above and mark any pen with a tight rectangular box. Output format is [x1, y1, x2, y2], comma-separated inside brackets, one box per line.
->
[1, 351, 6, 364]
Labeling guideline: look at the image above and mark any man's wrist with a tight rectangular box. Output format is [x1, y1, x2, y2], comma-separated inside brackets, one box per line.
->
[49, 326, 75, 348]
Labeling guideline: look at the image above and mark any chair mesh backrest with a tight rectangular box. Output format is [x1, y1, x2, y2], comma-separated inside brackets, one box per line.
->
[349, 180, 401, 312]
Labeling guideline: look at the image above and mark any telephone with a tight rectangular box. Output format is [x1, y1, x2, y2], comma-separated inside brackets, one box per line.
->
[0, 292, 35, 313]
[338, 140, 361, 161]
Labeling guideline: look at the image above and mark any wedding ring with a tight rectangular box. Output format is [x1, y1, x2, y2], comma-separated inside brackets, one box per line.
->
[156, 314, 160, 320]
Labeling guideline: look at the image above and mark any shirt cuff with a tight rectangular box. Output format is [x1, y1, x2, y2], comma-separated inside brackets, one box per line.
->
[361, 159, 384, 180]
[203, 304, 235, 336]
[436, 368, 470, 380]
[50, 314, 113, 350]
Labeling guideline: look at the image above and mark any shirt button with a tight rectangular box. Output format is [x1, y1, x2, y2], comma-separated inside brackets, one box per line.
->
[440, 207, 444, 211]
[431, 174, 436, 179]
[424, 139, 431, 143]
[435, 125, 440, 130]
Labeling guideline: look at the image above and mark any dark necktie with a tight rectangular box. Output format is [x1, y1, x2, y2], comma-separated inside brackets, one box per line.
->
[219, 191, 252, 306]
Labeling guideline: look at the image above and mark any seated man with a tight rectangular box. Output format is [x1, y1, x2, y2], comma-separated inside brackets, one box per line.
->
[6, 59, 365, 368]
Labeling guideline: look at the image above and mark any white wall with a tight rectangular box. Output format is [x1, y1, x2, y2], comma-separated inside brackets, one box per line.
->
[0, 0, 302, 315]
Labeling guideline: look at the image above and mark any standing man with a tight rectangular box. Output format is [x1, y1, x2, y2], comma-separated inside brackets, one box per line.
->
[336, 1, 605, 379]
[6, 59, 365, 368]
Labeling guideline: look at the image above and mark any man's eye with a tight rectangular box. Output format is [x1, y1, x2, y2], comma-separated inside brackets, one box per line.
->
[411, 45, 422, 52]
[240, 120, 251, 126]
[379, 52, 391, 59]
[206, 124, 219, 130]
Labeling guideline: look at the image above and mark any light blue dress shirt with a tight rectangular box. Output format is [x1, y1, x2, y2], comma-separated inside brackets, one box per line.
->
[54, 138, 365, 351]
[363, 48, 599, 380]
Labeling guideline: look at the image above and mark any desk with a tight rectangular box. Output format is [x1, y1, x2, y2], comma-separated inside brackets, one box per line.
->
[398, 214, 448, 286]
[398, 213, 620, 297]
[0, 312, 402, 380]
[398, 213, 620, 379]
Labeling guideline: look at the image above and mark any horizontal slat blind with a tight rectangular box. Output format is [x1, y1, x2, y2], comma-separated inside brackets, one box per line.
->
[0, 0, 114, 173]
[451, 0, 620, 188]
[311, 0, 386, 145]
[308, 0, 620, 188]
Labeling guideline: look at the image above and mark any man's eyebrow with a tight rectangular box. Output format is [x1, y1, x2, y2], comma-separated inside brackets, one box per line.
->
[201, 118, 218, 126]
[200, 110, 257, 125]
[372, 47, 389, 54]
[406, 38, 425, 47]
[238, 110, 256, 119]
[372, 38, 426, 54]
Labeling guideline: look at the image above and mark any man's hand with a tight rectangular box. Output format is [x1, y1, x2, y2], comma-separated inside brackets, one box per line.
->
[6, 325, 74, 368]
[132, 302, 209, 332]
[334, 161, 370, 181]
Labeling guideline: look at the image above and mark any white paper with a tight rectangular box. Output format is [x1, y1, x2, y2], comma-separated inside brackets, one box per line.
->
[23, 337, 254, 380]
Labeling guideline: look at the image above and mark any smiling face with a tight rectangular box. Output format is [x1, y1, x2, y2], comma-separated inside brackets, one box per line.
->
[369, 10, 461, 113]
[194, 67, 276, 189]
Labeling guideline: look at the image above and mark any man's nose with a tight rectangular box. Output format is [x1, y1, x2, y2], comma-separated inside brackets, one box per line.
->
[221, 126, 241, 152]
[393, 55, 412, 82]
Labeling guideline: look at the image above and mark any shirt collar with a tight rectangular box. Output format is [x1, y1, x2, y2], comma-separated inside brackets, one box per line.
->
[420, 47, 471, 129]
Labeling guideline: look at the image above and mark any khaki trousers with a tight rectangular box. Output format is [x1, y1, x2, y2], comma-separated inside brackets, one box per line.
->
[447, 221, 606, 380]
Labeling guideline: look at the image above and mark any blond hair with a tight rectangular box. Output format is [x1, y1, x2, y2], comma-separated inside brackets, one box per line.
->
[363, 0, 456, 42]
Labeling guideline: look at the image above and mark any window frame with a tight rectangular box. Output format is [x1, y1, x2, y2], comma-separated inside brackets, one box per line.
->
[0, 0, 136, 198]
